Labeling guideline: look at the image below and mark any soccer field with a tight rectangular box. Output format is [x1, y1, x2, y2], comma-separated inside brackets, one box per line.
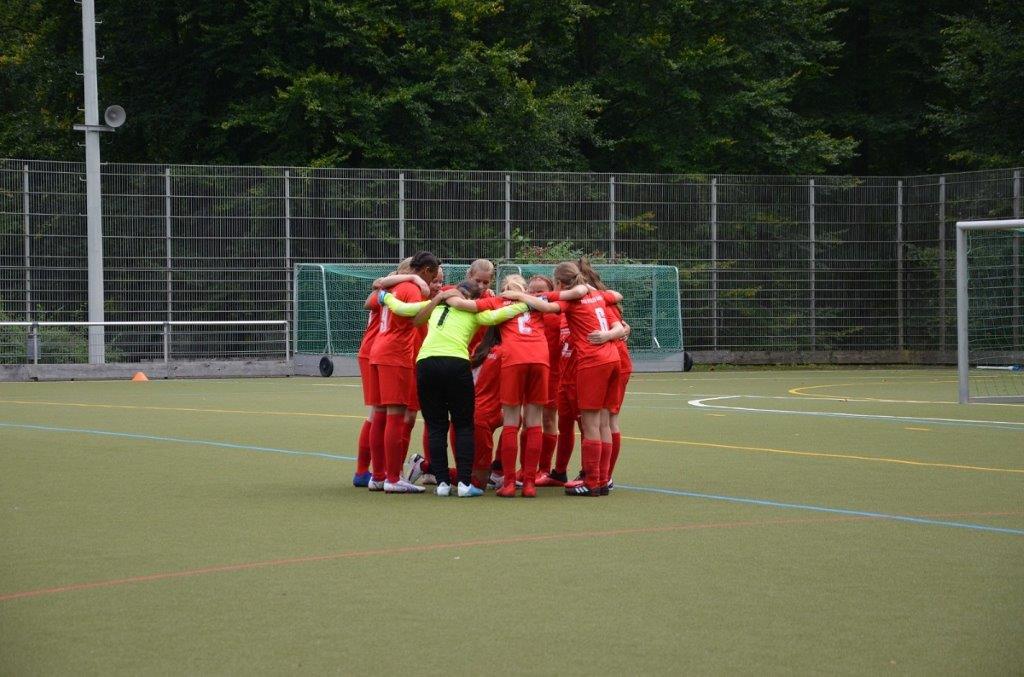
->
[1, 369, 1022, 674]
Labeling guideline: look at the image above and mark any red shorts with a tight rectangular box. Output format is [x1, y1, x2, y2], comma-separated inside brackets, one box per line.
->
[557, 381, 579, 422]
[546, 366, 560, 408]
[407, 367, 420, 412]
[576, 362, 621, 411]
[500, 363, 549, 406]
[359, 357, 379, 406]
[610, 369, 632, 414]
[373, 364, 415, 408]
[475, 405, 502, 432]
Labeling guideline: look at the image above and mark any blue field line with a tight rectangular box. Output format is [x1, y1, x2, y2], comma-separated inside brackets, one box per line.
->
[3, 419, 1021, 537]
[0, 421, 356, 463]
[615, 484, 1024, 536]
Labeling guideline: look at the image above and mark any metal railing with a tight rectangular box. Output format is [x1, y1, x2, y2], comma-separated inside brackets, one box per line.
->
[2, 159, 1022, 362]
[0, 320, 289, 365]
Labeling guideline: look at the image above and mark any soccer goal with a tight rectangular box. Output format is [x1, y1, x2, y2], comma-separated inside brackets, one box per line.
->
[956, 219, 1024, 403]
[294, 262, 686, 375]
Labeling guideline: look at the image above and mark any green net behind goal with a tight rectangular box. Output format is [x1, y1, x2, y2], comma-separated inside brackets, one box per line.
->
[296, 263, 684, 366]
[960, 226, 1024, 402]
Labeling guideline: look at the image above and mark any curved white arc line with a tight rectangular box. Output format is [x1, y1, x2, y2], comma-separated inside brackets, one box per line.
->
[687, 397, 1024, 429]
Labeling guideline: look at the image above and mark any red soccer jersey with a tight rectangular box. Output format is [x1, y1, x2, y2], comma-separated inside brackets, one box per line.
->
[557, 289, 620, 370]
[357, 293, 381, 360]
[543, 311, 562, 372]
[602, 291, 633, 372]
[468, 288, 496, 357]
[474, 344, 503, 413]
[558, 314, 576, 384]
[475, 296, 547, 367]
[369, 280, 425, 368]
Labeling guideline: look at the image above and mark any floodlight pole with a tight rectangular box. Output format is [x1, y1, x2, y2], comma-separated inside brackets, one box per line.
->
[80, 0, 106, 364]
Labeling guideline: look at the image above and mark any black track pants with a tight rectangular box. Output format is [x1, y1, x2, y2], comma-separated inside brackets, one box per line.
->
[416, 357, 475, 486]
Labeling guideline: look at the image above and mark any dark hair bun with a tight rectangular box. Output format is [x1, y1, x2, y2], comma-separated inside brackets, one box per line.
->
[410, 251, 439, 270]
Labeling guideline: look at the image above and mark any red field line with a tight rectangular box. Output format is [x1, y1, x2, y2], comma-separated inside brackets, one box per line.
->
[2, 511, 1019, 604]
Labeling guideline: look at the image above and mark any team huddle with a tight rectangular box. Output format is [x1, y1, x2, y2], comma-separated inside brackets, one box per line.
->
[352, 252, 632, 498]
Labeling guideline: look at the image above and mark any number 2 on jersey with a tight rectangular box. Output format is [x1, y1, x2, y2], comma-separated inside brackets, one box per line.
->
[517, 311, 533, 334]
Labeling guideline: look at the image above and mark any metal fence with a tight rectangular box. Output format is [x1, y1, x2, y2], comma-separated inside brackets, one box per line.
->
[1, 159, 1021, 364]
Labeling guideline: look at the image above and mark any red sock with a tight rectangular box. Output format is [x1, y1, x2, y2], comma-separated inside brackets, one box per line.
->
[555, 416, 576, 474]
[539, 433, 557, 473]
[609, 431, 622, 478]
[356, 419, 372, 474]
[519, 426, 527, 465]
[369, 410, 387, 481]
[581, 439, 602, 490]
[499, 425, 519, 488]
[523, 427, 543, 483]
[599, 442, 613, 487]
[421, 426, 431, 466]
[401, 419, 415, 457]
[385, 413, 406, 483]
[449, 423, 457, 456]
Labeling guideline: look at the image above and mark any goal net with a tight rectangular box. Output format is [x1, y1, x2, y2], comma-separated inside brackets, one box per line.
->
[956, 220, 1024, 403]
[295, 262, 685, 372]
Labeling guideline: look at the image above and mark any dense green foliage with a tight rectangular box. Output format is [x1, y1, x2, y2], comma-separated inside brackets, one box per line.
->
[1, 0, 1021, 173]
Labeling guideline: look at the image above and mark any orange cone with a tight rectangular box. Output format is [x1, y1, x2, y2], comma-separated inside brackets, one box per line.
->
[131, 371, 149, 381]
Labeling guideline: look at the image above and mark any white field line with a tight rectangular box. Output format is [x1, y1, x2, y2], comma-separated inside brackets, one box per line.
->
[688, 396, 1024, 430]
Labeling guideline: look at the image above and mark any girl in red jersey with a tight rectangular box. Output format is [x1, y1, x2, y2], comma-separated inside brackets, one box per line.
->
[469, 328, 504, 488]
[576, 260, 631, 491]
[543, 312, 580, 485]
[527, 275, 562, 483]
[400, 265, 445, 482]
[548, 261, 624, 496]
[453, 274, 558, 497]
[353, 263, 428, 487]
[367, 251, 440, 494]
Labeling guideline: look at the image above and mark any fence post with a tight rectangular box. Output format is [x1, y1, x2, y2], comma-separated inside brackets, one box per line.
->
[398, 172, 406, 260]
[1014, 170, 1021, 349]
[23, 164, 31, 323]
[809, 179, 816, 351]
[897, 179, 904, 351]
[939, 175, 946, 353]
[32, 322, 40, 365]
[162, 321, 170, 363]
[165, 168, 173, 324]
[609, 176, 616, 260]
[284, 170, 292, 341]
[504, 174, 511, 260]
[710, 177, 718, 351]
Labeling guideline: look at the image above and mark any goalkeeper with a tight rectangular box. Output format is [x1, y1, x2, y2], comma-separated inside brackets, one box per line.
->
[379, 280, 528, 497]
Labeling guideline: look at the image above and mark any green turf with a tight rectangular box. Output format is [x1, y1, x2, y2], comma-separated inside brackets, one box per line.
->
[1, 369, 1022, 674]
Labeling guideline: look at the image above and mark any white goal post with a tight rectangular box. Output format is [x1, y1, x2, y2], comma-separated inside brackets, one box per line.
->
[956, 219, 1024, 403]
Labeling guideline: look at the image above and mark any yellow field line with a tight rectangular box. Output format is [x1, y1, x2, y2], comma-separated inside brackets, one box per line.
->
[0, 399, 366, 420]
[620, 434, 1024, 475]
[787, 383, 956, 404]
[4, 398, 1019, 474]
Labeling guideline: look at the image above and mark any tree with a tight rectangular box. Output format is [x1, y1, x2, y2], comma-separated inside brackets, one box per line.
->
[577, 0, 856, 174]
[928, 1, 1024, 168]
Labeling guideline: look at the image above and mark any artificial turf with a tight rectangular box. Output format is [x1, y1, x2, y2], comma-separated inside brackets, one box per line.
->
[1, 369, 1022, 673]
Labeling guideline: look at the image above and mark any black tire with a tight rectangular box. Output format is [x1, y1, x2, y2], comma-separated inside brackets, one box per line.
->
[683, 351, 694, 372]
[319, 356, 334, 377]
